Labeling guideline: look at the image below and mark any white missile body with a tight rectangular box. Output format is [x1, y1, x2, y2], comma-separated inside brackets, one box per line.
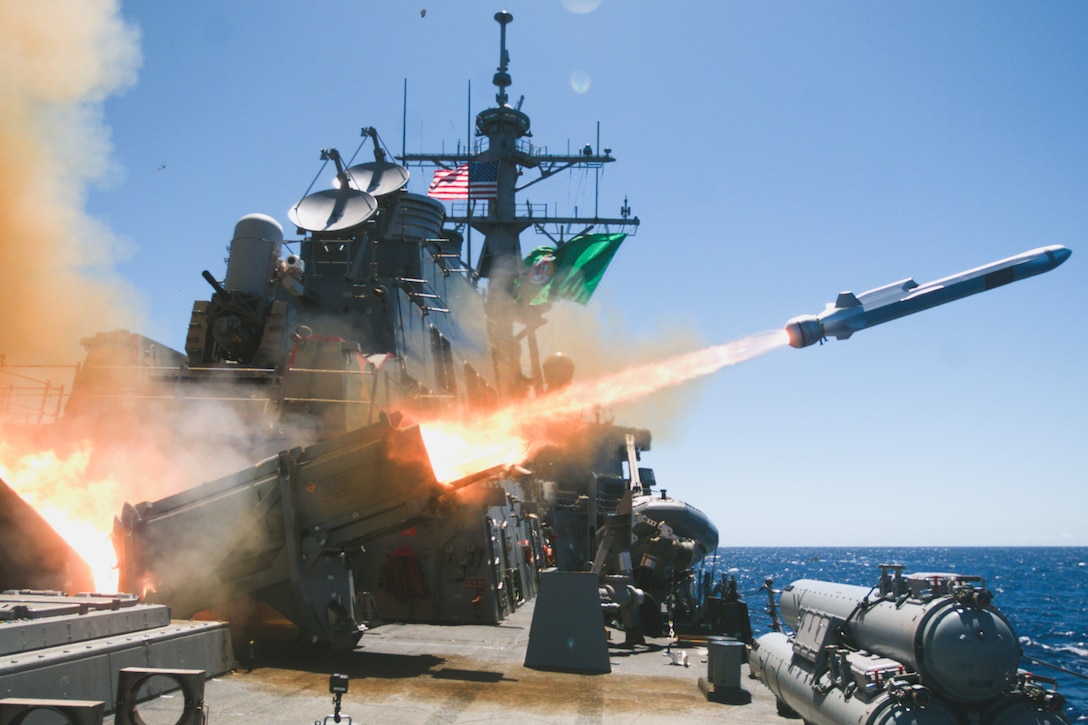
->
[785, 245, 1071, 348]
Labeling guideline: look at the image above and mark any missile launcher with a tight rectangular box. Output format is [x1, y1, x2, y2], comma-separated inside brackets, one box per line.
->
[113, 419, 521, 650]
[750, 565, 1070, 724]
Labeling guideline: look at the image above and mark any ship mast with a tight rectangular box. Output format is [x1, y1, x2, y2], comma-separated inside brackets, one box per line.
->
[400, 11, 639, 397]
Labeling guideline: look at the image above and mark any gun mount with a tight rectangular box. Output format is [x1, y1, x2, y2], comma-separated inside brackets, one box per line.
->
[113, 419, 511, 651]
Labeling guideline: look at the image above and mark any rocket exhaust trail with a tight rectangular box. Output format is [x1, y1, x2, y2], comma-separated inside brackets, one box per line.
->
[419, 330, 789, 481]
[528, 329, 789, 419]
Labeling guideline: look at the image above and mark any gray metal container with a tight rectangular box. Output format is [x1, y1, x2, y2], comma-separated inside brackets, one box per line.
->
[706, 637, 745, 690]
[384, 194, 445, 241]
[224, 213, 283, 294]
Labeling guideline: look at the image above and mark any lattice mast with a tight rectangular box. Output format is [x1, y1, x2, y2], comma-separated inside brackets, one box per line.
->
[400, 11, 638, 397]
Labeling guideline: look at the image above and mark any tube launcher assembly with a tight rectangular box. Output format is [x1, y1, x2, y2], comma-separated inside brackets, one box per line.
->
[112, 420, 510, 651]
[785, 245, 1071, 348]
[749, 567, 1070, 725]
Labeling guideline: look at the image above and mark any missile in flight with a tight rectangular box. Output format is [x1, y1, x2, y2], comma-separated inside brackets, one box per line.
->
[784, 245, 1071, 349]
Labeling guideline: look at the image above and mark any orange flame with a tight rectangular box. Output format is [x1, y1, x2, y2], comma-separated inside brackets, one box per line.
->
[0, 416, 202, 595]
[0, 0, 143, 593]
[0, 331, 785, 595]
[419, 330, 788, 481]
[0, 442, 119, 592]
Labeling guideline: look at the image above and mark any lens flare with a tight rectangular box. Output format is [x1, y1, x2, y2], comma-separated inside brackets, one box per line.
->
[562, 0, 603, 14]
[570, 70, 591, 94]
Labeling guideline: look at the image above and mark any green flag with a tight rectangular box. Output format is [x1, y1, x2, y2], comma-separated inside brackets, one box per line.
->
[522, 233, 626, 305]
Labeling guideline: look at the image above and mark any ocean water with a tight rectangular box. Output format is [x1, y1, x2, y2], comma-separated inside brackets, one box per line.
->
[704, 546, 1088, 722]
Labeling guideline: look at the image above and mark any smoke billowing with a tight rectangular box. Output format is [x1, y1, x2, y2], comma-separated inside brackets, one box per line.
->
[0, 0, 142, 363]
[419, 329, 790, 483]
[0, 4, 269, 591]
[531, 303, 709, 437]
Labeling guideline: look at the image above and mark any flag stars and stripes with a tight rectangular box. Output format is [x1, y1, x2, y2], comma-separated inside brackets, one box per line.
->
[427, 161, 499, 200]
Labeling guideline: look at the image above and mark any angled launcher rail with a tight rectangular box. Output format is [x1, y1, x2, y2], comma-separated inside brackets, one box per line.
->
[114, 419, 511, 650]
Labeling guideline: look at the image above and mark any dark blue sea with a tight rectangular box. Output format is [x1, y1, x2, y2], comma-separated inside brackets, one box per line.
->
[703, 547, 1088, 722]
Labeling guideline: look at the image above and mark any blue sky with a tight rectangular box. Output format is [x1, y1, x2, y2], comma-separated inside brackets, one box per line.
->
[82, 1, 1085, 546]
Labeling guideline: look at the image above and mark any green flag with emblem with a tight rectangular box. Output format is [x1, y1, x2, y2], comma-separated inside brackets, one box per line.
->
[522, 233, 626, 305]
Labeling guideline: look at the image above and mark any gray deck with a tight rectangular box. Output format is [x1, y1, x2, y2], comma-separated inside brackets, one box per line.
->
[160, 600, 781, 724]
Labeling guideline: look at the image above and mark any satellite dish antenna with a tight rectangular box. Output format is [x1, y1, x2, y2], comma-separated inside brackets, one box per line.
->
[344, 161, 410, 197]
[289, 187, 377, 232]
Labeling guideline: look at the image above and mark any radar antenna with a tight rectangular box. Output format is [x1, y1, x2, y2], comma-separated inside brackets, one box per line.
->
[289, 147, 378, 233]
[321, 148, 348, 185]
[345, 128, 410, 198]
[360, 127, 387, 163]
[493, 11, 513, 107]
[397, 11, 640, 396]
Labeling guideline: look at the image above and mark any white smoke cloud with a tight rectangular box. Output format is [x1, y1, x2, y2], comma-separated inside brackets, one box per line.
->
[0, 0, 143, 363]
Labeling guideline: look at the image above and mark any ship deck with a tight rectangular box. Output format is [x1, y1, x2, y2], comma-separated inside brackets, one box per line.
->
[144, 599, 781, 724]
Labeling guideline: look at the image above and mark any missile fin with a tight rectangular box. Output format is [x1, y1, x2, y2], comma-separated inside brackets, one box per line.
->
[834, 292, 861, 308]
[836, 318, 866, 338]
[858, 278, 918, 307]
[902, 283, 943, 302]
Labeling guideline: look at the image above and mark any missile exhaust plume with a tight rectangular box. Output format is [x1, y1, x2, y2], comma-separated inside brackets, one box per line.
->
[0, 3, 283, 592]
[0, 0, 142, 362]
[526, 330, 788, 419]
[0, 1, 155, 594]
[0, 443, 119, 591]
[420, 330, 788, 482]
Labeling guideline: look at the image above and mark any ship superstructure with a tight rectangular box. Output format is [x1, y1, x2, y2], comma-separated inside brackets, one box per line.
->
[12, 11, 721, 652]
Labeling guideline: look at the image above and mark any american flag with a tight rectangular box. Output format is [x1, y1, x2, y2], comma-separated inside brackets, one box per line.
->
[427, 161, 498, 200]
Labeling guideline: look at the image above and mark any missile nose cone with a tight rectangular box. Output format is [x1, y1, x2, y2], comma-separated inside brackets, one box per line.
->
[1049, 246, 1072, 268]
